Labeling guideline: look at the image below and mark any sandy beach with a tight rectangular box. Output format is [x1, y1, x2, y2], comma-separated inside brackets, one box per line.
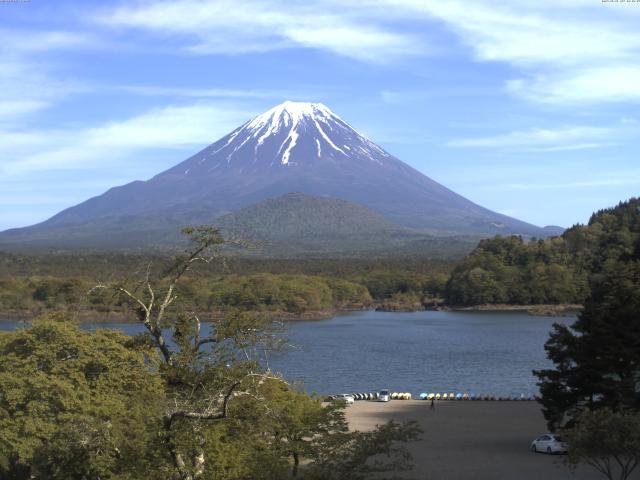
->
[346, 400, 636, 480]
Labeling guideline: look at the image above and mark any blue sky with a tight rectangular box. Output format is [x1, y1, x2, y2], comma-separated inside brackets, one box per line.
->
[1, 0, 639, 231]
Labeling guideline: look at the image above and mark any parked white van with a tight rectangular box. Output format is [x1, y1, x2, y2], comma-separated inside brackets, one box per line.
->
[378, 389, 391, 402]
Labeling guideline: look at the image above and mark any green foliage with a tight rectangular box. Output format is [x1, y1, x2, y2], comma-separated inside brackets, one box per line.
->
[0, 276, 93, 315]
[445, 235, 584, 305]
[534, 247, 640, 430]
[562, 409, 640, 480]
[534, 199, 640, 431]
[305, 419, 422, 480]
[206, 273, 371, 313]
[0, 252, 453, 280]
[0, 257, 452, 319]
[17, 227, 415, 480]
[242, 378, 423, 480]
[1, 299, 424, 480]
[4, 199, 639, 316]
[0, 315, 166, 479]
[216, 192, 402, 239]
[446, 198, 640, 306]
[357, 270, 447, 301]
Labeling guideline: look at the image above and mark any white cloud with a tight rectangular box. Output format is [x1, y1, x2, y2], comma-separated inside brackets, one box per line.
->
[1, 102, 252, 176]
[387, 1, 639, 67]
[507, 66, 640, 104]
[527, 143, 616, 153]
[620, 117, 639, 125]
[113, 85, 315, 101]
[0, 60, 88, 124]
[447, 126, 612, 150]
[95, 0, 422, 62]
[0, 102, 254, 229]
[399, 0, 640, 104]
[0, 29, 98, 54]
[380, 87, 496, 104]
[83, 103, 249, 149]
[95, 0, 640, 103]
[345, 0, 640, 104]
[0, 27, 97, 126]
[116, 86, 267, 98]
[283, 25, 420, 62]
[0, 100, 49, 118]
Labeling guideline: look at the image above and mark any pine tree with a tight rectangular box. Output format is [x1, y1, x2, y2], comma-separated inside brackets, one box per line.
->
[535, 238, 640, 430]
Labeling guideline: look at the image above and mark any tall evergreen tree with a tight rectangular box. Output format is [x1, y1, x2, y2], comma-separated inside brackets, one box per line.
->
[535, 236, 640, 430]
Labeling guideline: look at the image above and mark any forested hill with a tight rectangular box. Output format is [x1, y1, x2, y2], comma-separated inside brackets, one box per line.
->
[213, 192, 477, 257]
[2, 198, 638, 318]
[445, 198, 640, 306]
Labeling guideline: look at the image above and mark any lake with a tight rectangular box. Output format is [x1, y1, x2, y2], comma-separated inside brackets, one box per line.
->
[0, 310, 572, 396]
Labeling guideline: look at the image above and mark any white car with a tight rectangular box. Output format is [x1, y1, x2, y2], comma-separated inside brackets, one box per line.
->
[531, 434, 567, 454]
[331, 394, 354, 404]
[378, 389, 391, 402]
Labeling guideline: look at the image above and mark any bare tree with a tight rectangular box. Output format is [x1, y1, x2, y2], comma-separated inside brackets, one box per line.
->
[92, 226, 283, 480]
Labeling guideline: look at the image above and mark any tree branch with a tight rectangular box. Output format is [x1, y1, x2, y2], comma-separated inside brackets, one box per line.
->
[194, 337, 217, 352]
[164, 381, 241, 430]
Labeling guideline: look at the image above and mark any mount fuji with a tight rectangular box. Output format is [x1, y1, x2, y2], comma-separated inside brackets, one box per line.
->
[0, 101, 560, 252]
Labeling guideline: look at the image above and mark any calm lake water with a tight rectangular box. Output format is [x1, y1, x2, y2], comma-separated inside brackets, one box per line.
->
[0, 310, 573, 396]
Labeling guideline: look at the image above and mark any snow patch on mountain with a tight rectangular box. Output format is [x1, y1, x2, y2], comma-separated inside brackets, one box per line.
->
[192, 101, 391, 168]
[246, 101, 339, 131]
[280, 128, 299, 165]
[312, 117, 346, 156]
[244, 101, 346, 164]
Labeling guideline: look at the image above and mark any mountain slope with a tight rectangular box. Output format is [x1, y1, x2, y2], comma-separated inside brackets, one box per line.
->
[214, 193, 480, 257]
[216, 192, 402, 239]
[0, 101, 555, 252]
[0, 193, 480, 257]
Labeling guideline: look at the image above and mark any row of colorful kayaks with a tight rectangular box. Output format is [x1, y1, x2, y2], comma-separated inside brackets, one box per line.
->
[419, 392, 536, 401]
[349, 392, 537, 401]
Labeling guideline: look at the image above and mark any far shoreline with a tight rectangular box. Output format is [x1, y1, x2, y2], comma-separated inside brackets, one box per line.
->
[0, 307, 357, 324]
[451, 303, 582, 316]
[0, 303, 581, 324]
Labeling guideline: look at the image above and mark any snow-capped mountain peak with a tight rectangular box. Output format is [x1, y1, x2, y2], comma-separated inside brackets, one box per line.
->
[181, 101, 391, 171]
[245, 101, 338, 132]
[10, 101, 553, 245]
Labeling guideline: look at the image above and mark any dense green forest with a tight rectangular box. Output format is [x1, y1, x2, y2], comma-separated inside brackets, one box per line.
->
[0, 255, 450, 320]
[1, 198, 638, 318]
[214, 192, 479, 257]
[445, 198, 640, 306]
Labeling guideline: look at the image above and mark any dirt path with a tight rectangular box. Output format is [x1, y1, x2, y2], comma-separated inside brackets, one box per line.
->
[345, 400, 635, 480]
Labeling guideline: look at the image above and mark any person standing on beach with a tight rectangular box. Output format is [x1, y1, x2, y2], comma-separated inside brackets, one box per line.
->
[430, 397, 435, 410]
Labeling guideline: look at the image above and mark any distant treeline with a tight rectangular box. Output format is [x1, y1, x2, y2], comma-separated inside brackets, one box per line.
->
[0, 253, 452, 278]
[0, 257, 450, 319]
[1, 198, 638, 317]
[445, 198, 640, 306]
